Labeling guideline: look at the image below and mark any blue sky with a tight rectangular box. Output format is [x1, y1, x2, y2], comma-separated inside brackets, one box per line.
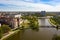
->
[0, 0, 60, 12]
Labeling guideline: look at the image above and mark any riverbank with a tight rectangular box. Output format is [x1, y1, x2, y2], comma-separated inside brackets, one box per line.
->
[48, 19, 56, 27]
[0, 30, 20, 40]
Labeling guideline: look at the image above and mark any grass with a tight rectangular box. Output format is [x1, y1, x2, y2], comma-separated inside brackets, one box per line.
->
[49, 18, 57, 26]
[50, 19, 56, 25]
[2, 30, 20, 40]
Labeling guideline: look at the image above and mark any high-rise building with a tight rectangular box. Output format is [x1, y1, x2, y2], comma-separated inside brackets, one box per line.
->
[40, 11, 46, 16]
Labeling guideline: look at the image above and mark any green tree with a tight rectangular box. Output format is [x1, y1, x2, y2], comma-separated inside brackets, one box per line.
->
[1, 24, 11, 34]
[0, 27, 3, 39]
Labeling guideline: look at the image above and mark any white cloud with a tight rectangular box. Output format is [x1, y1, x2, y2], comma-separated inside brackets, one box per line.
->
[0, 0, 60, 12]
[24, 0, 29, 1]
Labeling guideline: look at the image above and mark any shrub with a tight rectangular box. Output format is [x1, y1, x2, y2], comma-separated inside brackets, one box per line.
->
[0, 27, 3, 39]
[1, 25, 11, 34]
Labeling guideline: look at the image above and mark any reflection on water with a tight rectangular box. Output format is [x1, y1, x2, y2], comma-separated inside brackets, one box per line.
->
[40, 19, 45, 26]
[38, 19, 52, 26]
[52, 34, 60, 40]
[52, 27, 60, 40]
[18, 28, 60, 40]
[17, 19, 60, 40]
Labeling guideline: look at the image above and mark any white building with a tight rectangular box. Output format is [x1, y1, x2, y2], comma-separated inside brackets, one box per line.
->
[13, 14, 22, 28]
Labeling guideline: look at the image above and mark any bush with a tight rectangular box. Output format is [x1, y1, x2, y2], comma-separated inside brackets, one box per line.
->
[0, 27, 3, 39]
[1, 25, 11, 34]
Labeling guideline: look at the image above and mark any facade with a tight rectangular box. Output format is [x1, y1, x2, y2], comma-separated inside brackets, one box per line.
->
[40, 11, 46, 16]
[0, 12, 22, 29]
[14, 14, 22, 28]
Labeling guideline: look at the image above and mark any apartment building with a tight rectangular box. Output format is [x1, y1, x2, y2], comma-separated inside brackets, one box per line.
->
[0, 12, 22, 29]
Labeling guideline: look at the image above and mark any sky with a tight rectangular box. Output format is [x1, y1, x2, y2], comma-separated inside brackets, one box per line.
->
[0, 0, 60, 12]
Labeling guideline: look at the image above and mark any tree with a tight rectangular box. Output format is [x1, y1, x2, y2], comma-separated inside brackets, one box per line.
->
[0, 27, 3, 39]
[1, 24, 11, 33]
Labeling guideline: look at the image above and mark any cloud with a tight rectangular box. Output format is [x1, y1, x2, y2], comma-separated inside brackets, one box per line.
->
[24, 0, 33, 1]
[0, 0, 60, 12]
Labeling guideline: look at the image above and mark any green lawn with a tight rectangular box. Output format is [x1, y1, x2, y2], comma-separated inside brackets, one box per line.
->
[3, 30, 20, 40]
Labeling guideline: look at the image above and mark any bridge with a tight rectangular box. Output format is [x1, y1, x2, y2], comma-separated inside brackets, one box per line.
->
[38, 16, 52, 19]
[39, 26, 60, 30]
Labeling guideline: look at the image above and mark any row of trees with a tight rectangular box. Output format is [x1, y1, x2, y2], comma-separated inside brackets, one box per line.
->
[50, 16, 60, 26]
[0, 25, 11, 39]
